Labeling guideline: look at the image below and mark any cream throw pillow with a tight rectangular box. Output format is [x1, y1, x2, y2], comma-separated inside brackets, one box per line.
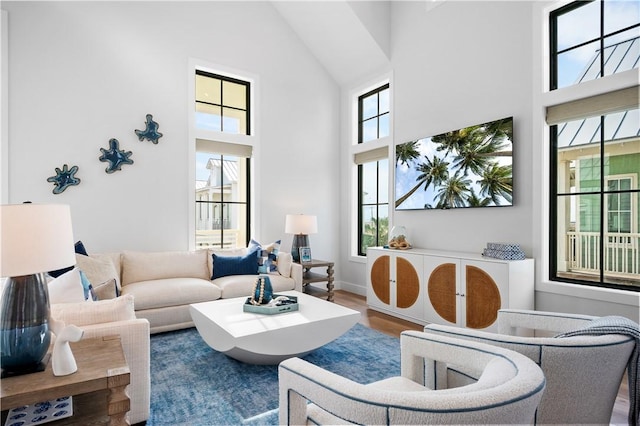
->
[50, 294, 136, 326]
[75, 254, 120, 294]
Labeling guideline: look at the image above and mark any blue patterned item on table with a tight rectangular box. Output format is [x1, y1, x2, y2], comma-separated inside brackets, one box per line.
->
[5, 396, 72, 426]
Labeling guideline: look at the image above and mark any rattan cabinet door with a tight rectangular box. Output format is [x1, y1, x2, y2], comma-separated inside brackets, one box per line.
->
[424, 256, 460, 327]
[366, 248, 425, 323]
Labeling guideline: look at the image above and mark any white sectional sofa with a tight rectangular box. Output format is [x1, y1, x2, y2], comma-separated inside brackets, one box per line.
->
[99, 248, 303, 334]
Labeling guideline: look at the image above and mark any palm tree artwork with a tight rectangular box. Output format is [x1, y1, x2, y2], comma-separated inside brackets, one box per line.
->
[395, 117, 513, 210]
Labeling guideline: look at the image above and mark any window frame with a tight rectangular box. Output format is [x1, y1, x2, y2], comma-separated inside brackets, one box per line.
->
[549, 0, 640, 91]
[357, 159, 389, 256]
[195, 70, 251, 135]
[548, 0, 639, 292]
[357, 83, 390, 144]
[195, 153, 251, 249]
[353, 80, 392, 258]
[188, 59, 258, 251]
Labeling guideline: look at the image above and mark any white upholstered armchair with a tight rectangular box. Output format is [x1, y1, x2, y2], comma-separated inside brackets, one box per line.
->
[51, 295, 150, 425]
[423, 309, 637, 425]
[278, 330, 546, 425]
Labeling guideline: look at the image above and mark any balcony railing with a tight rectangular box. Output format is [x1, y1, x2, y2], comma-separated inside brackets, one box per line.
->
[566, 231, 640, 278]
[195, 229, 240, 249]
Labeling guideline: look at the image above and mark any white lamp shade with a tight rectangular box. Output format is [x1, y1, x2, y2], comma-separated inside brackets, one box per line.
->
[1, 204, 75, 277]
[285, 214, 318, 235]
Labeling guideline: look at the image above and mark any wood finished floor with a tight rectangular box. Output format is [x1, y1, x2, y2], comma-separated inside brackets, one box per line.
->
[311, 289, 631, 426]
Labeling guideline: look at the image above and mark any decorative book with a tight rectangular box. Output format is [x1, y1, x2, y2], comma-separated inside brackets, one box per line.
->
[5, 396, 73, 426]
[483, 242, 526, 260]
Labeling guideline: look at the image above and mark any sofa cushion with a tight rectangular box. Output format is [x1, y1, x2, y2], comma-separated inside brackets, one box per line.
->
[122, 278, 221, 310]
[50, 294, 136, 326]
[217, 273, 296, 299]
[76, 253, 120, 296]
[122, 250, 209, 286]
[211, 250, 259, 280]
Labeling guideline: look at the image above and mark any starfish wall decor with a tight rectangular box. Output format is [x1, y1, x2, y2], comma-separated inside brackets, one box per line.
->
[134, 114, 163, 144]
[47, 164, 81, 194]
[99, 138, 134, 173]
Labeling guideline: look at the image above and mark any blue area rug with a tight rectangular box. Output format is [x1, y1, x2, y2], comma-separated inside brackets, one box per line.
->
[147, 323, 400, 425]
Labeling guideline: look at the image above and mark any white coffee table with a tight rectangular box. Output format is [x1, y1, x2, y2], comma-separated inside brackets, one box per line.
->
[189, 290, 360, 364]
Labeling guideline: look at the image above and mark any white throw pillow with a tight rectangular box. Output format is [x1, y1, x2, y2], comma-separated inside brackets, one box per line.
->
[48, 268, 85, 304]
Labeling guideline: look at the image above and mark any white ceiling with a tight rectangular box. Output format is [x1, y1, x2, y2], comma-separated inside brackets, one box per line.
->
[271, 1, 393, 86]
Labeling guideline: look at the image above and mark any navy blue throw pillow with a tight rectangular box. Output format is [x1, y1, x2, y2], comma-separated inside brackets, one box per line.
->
[212, 250, 259, 280]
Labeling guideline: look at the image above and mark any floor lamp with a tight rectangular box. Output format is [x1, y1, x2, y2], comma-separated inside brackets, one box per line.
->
[1, 203, 75, 377]
[285, 214, 317, 262]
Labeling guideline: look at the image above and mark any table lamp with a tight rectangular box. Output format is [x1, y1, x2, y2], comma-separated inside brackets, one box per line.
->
[285, 214, 317, 262]
[1, 203, 75, 377]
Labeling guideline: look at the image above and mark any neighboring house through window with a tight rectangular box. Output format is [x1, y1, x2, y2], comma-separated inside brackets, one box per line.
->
[548, 0, 639, 290]
[194, 70, 252, 249]
[356, 83, 390, 256]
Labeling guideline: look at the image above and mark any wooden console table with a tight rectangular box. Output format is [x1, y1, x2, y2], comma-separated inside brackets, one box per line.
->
[1, 335, 130, 425]
[300, 259, 335, 302]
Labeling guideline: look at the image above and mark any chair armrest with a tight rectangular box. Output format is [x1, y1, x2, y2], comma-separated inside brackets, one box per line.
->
[79, 318, 150, 424]
[275, 252, 303, 292]
[496, 309, 597, 335]
[400, 331, 516, 391]
[279, 357, 393, 425]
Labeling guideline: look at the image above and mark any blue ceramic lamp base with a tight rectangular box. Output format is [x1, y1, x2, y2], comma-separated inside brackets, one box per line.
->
[291, 234, 309, 263]
[0, 273, 52, 378]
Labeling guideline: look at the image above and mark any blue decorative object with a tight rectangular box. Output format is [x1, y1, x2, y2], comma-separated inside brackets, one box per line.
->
[250, 275, 273, 305]
[46, 164, 81, 194]
[99, 138, 133, 173]
[135, 114, 163, 144]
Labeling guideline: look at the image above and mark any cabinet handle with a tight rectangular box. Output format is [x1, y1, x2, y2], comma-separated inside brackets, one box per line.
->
[460, 293, 465, 297]
[455, 292, 460, 296]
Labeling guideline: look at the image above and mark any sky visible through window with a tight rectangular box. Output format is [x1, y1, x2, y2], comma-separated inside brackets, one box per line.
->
[556, 0, 639, 88]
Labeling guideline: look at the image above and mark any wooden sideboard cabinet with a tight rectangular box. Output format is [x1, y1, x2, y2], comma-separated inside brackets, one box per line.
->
[367, 247, 534, 332]
[367, 249, 424, 323]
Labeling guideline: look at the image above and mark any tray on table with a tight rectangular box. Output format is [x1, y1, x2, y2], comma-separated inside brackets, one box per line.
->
[243, 294, 299, 315]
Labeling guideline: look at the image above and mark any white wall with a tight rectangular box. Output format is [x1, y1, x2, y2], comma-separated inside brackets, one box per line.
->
[339, 1, 639, 322]
[2, 1, 340, 255]
[340, 1, 535, 290]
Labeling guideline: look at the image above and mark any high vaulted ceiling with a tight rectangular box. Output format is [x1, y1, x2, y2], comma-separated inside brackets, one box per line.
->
[271, 1, 392, 86]
[272, 1, 447, 86]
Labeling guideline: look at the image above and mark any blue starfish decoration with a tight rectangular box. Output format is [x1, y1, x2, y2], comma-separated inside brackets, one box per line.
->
[134, 114, 163, 144]
[47, 164, 81, 194]
[99, 138, 134, 173]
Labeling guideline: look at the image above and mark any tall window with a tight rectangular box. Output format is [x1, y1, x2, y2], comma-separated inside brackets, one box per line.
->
[358, 158, 389, 256]
[195, 71, 252, 249]
[550, 0, 639, 90]
[358, 84, 390, 143]
[549, 0, 639, 291]
[195, 70, 250, 135]
[356, 83, 390, 256]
